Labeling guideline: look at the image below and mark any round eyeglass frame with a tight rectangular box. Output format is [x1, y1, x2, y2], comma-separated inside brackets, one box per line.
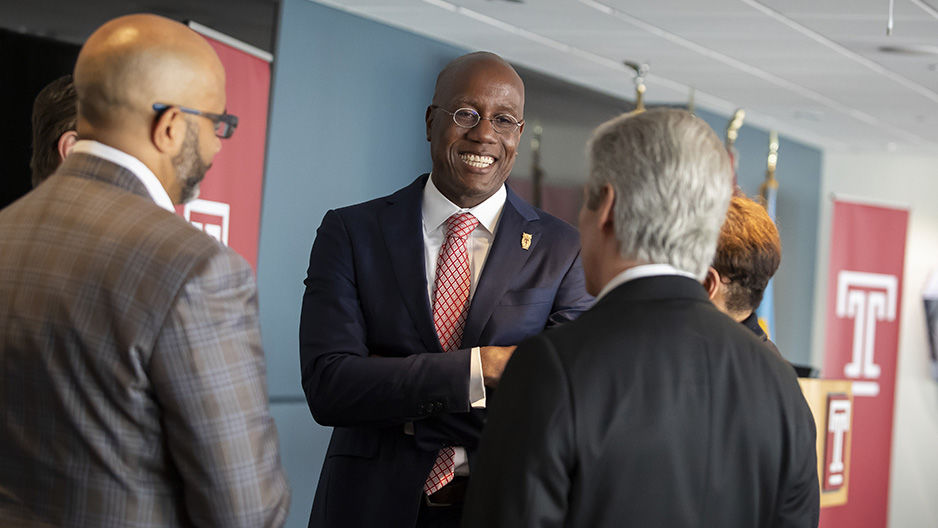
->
[431, 105, 523, 134]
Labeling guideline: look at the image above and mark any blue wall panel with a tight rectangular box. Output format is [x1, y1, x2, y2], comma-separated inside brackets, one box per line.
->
[270, 402, 327, 528]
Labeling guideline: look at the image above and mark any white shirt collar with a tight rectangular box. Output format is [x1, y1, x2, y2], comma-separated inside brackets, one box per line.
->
[422, 173, 506, 235]
[595, 263, 698, 301]
[70, 140, 175, 212]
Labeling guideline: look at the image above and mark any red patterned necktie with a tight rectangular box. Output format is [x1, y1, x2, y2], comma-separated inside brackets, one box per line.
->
[424, 212, 479, 496]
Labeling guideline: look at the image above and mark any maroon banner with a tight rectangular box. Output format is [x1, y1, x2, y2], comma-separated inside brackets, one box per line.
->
[175, 25, 271, 271]
[820, 199, 909, 527]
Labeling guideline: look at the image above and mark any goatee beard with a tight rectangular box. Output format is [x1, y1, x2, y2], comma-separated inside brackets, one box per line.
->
[172, 121, 211, 204]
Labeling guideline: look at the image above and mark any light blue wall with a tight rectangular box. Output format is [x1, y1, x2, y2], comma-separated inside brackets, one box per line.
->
[258, 1, 822, 525]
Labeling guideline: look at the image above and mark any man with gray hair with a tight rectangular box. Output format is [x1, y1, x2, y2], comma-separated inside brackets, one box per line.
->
[463, 108, 819, 528]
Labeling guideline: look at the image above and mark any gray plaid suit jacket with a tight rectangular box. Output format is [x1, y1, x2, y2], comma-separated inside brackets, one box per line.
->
[0, 152, 290, 527]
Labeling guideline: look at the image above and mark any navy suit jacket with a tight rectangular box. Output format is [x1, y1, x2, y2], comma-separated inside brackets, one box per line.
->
[300, 174, 592, 527]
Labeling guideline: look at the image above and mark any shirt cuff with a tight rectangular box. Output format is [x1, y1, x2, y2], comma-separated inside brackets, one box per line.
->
[453, 447, 470, 476]
[470, 346, 486, 408]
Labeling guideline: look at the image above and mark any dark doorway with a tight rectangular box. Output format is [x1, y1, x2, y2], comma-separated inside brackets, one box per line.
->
[0, 28, 79, 209]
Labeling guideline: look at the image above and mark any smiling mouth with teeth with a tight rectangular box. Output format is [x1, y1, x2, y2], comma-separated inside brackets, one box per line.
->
[460, 153, 495, 168]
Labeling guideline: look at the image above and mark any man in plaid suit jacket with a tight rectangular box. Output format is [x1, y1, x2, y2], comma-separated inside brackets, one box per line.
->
[0, 14, 289, 527]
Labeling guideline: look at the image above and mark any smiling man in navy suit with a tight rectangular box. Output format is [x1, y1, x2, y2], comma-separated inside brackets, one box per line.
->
[300, 51, 592, 528]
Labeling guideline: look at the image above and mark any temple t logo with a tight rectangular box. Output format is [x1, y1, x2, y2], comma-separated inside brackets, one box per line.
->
[835, 271, 898, 397]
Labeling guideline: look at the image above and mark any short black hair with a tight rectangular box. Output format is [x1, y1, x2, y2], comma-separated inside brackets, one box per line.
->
[30, 75, 77, 187]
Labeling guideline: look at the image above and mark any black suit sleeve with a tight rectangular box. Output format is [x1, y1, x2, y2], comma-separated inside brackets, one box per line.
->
[462, 334, 574, 528]
[300, 209, 471, 428]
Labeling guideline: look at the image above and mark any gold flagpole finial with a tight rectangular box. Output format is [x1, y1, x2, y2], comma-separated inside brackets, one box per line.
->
[766, 130, 779, 181]
[760, 131, 780, 203]
[725, 108, 745, 149]
[624, 61, 649, 113]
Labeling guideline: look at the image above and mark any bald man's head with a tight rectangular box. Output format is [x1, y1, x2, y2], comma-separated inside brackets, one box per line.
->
[75, 14, 224, 130]
[431, 52, 524, 109]
[73, 14, 228, 204]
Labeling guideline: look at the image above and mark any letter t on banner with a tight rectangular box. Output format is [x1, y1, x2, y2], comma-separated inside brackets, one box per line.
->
[820, 198, 909, 528]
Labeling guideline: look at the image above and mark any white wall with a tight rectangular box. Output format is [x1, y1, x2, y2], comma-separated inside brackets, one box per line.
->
[813, 152, 938, 528]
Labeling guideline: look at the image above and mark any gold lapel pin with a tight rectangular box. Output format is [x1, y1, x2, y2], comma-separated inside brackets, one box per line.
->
[521, 232, 532, 250]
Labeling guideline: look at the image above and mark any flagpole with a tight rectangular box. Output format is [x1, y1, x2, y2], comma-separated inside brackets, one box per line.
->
[757, 131, 779, 339]
[725, 109, 745, 188]
[624, 61, 648, 113]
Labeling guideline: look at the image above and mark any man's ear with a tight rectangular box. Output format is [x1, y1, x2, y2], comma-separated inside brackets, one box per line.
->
[597, 183, 616, 233]
[151, 106, 187, 154]
[703, 266, 721, 300]
[425, 106, 434, 142]
[57, 130, 78, 161]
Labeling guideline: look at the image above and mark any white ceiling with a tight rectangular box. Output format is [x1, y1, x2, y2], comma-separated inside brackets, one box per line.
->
[312, 0, 938, 153]
[3, 0, 936, 153]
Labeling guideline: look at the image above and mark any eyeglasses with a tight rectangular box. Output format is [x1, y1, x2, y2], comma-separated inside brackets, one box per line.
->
[152, 103, 239, 139]
[431, 105, 523, 134]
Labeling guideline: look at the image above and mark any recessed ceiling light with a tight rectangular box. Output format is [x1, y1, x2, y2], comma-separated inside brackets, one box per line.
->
[878, 44, 938, 56]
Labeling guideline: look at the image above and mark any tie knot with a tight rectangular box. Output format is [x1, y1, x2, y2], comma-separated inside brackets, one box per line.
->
[445, 213, 479, 239]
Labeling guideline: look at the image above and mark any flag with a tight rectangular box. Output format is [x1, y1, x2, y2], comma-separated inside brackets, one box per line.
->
[821, 198, 908, 527]
[177, 21, 272, 270]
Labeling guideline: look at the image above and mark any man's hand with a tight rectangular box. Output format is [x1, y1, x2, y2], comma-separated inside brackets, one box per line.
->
[480, 345, 517, 388]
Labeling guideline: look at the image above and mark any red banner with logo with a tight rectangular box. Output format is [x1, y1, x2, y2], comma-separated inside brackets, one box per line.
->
[175, 24, 271, 270]
[820, 199, 909, 527]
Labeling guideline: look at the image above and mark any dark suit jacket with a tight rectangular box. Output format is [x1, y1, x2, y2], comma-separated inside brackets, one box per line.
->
[300, 174, 592, 527]
[0, 152, 289, 527]
[463, 275, 819, 528]
[742, 312, 818, 378]
[742, 310, 780, 354]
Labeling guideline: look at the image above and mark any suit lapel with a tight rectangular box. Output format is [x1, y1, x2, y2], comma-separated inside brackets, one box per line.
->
[381, 175, 442, 353]
[461, 186, 540, 347]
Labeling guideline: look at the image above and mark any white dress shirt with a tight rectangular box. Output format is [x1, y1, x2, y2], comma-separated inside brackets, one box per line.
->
[421, 174, 506, 475]
[70, 140, 175, 212]
[595, 263, 698, 302]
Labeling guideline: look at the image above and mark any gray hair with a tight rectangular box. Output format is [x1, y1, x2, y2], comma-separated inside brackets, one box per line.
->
[586, 108, 732, 279]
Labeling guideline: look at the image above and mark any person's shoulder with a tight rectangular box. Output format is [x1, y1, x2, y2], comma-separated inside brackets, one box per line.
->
[706, 305, 802, 384]
[333, 175, 427, 215]
[186, 241, 254, 287]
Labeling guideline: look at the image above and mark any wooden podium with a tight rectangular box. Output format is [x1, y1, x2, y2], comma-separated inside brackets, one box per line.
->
[798, 379, 853, 508]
